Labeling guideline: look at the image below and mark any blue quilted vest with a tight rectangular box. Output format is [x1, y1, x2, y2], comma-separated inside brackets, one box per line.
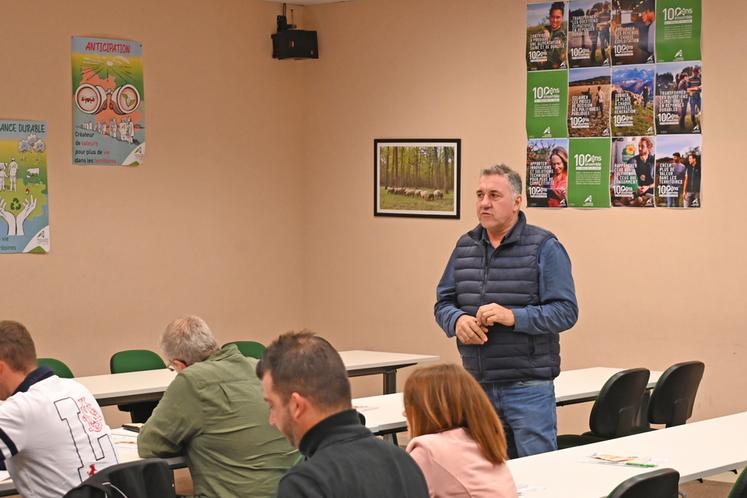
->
[454, 212, 560, 384]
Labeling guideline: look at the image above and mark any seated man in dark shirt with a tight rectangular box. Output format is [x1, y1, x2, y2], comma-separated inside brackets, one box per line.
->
[256, 331, 428, 498]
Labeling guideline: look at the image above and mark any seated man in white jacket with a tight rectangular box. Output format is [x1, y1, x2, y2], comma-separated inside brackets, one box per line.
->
[0, 320, 118, 497]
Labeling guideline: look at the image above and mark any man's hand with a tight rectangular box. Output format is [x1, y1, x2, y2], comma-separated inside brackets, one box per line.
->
[455, 315, 488, 345]
[476, 303, 516, 327]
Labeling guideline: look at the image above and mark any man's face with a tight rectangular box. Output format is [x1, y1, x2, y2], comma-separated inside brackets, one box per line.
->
[688, 154, 697, 166]
[261, 373, 298, 447]
[476, 174, 521, 234]
[638, 140, 650, 157]
[673, 154, 681, 164]
[549, 8, 563, 30]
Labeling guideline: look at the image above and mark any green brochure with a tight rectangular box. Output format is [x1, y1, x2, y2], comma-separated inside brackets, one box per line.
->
[526, 70, 569, 139]
[568, 138, 611, 208]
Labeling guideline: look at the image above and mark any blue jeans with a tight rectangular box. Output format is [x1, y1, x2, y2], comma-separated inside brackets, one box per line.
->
[483, 380, 557, 458]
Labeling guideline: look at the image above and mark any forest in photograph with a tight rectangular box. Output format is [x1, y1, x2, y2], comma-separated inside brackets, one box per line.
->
[378, 144, 456, 212]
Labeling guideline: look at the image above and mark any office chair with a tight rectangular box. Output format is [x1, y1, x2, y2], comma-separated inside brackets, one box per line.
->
[223, 340, 266, 359]
[110, 349, 166, 423]
[729, 469, 747, 498]
[64, 458, 176, 498]
[643, 361, 705, 429]
[557, 368, 650, 449]
[37, 357, 75, 378]
[607, 468, 680, 498]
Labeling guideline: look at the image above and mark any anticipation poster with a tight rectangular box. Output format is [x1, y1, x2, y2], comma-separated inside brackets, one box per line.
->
[526, 138, 570, 207]
[655, 61, 701, 134]
[72, 37, 145, 166]
[0, 120, 50, 254]
[568, 0, 612, 67]
[611, 0, 656, 65]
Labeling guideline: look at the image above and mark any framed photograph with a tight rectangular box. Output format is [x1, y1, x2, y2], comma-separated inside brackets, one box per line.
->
[374, 139, 460, 218]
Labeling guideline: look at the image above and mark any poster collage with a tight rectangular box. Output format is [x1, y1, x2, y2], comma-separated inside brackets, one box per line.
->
[0, 36, 144, 254]
[525, 0, 701, 208]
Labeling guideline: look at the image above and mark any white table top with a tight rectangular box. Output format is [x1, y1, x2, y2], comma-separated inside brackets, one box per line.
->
[338, 350, 439, 372]
[354, 367, 662, 434]
[76, 350, 439, 404]
[508, 411, 747, 498]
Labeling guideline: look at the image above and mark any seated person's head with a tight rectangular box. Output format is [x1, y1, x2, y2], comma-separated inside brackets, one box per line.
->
[0, 320, 37, 400]
[161, 316, 220, 372]
[256, 331, 351, 447]
[404, 363, 508, 464]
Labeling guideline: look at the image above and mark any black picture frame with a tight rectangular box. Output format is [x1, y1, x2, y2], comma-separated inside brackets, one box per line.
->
[374, 138, 461, 219]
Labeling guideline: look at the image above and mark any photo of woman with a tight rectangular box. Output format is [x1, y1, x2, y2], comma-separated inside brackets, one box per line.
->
[547, 146, 568, 207]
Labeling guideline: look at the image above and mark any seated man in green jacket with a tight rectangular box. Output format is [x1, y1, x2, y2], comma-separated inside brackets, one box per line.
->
[138, 316, 298, 497]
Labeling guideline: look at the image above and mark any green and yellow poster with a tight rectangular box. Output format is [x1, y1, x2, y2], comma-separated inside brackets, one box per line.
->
[0, 120, 50, 254]
[72, 37, 145, 166]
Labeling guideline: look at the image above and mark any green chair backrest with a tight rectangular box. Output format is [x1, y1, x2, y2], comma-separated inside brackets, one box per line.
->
[223, 341, 266, 359]
[110, 349, 165, 374]
[38, 357, 74, 378]
[729, 469, 747, 498]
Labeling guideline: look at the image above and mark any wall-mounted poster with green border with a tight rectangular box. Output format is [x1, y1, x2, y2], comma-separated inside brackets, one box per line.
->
[568, 137, 610, 208]
[527, 70, 569, 138]
[0, 120, 50, 254]
[656, 0, 701, 62]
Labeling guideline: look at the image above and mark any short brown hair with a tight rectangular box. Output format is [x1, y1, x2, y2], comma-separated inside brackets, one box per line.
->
[0, 321, 37, 372]
[404, 364, 508, 465]
[256, 331, 351, 410]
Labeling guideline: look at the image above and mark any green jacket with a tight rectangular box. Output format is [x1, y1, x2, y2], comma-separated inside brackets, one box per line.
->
[138, 345, 298, 497]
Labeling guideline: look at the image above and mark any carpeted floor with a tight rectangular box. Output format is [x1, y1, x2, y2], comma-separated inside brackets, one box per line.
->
[680, 480, 733, 498]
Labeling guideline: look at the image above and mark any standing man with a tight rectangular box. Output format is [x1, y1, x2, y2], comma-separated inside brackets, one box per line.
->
[597, 2, 612, 64]
[138, 316, 298, 498]
[435, 164, 578, 458]
[257, 331, 428, 498]
[630, 137, 656, 206]
[0, 321, 118, 497]
[687, 67, 702, 132]
[684, 151, 701, 207]
[667, 152, 687, 207]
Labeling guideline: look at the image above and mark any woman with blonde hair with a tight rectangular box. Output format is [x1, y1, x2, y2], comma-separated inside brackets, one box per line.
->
[404, 364, 518, 498]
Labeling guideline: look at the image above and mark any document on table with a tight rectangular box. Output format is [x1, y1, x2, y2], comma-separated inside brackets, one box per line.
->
[0, 471, 10, 482]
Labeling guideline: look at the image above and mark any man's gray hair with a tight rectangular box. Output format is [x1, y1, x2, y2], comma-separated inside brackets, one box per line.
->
[160, 316, 220, 366]
[480, 164, 522, 197]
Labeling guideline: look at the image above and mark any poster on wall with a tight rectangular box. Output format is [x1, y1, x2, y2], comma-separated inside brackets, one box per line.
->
[526, 138, 569, 207]
[0, 120, 50, 254]
[655, 61, 701, 134]
[611, 136, 656, 207]
[568, 67, 611, 137]
[526, 70, 569, 138]
[655, 135, 701, 207]
[611, 65, 655, 136]
[655, 0, 701, 62]
[526, 2, 568, 71]
[567, 137, 610, 208]
[72, 37, 145, 166]
[611, 0, 656, 65]
[568, 0, 612, 67]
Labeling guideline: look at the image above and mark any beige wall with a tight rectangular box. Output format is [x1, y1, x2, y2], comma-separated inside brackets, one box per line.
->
[3, 0, 308, 376]
[3, 0, 743, 431]
[301, 0, 746, 430]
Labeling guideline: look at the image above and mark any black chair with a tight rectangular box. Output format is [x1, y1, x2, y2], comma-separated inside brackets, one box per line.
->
[607, 468, 680, 498]
[557, 368, 650, 449]
[639, 361, 705, 430]
[63, 458, 176, 498]
[729, 469, 747, 498]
